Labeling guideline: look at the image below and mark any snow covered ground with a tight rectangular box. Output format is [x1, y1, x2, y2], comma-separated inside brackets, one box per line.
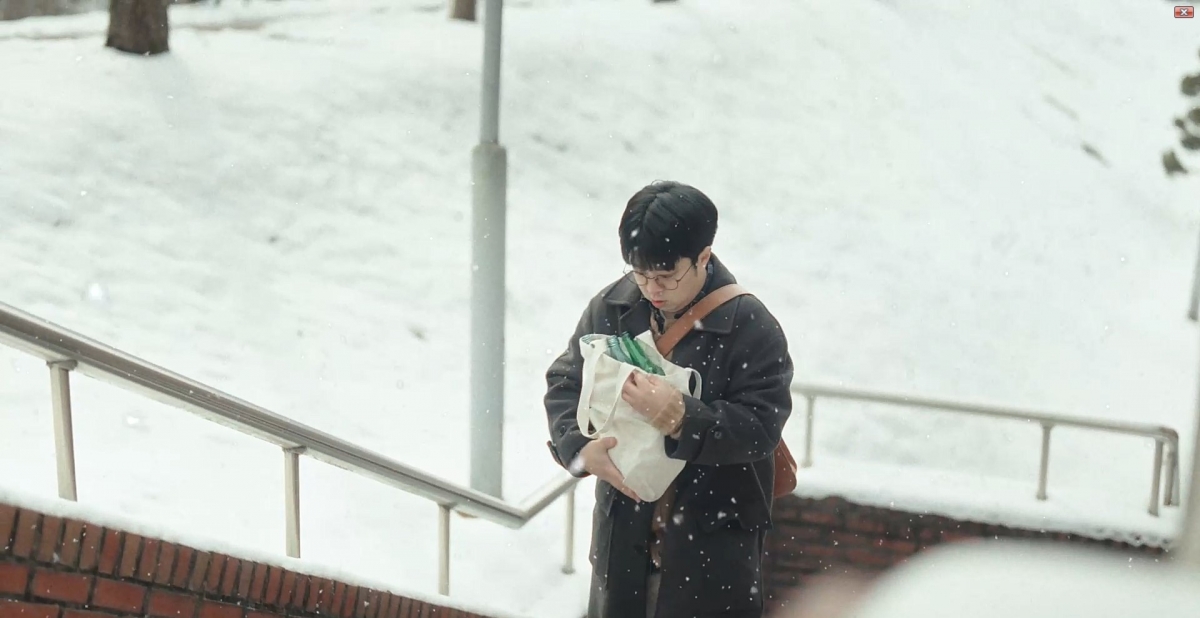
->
[1, 0, 1198, 615]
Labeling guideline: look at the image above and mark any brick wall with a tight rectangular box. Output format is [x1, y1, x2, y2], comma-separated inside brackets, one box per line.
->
[764, 495, 1167, 616]
[0, 502, 492, 618]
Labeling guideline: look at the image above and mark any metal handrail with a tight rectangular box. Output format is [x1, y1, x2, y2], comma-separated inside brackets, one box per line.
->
[792, 382, 1182, 516]
[0, 301, 579, 595]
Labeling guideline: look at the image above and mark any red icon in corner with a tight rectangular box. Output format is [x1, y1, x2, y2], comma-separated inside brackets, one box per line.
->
[1177, 6, 1195, 17]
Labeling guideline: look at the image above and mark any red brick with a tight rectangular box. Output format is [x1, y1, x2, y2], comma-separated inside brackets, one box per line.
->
[246, 612, 281, 618]
[329, 582, 346, 618]
[830, 531, 871, 548]
[91, 578, 147, 614]
[775, 553, 824, 573]
[35, 517, 63, 564]
[117, 535, 142, 579]
[248, 564, 268, 603]
[0, 600, 60, 618]
[874, 538, 918, 554]
[796, 544, 843, 559]
[351, 589, 368, 618]
[76, 525, 103, 572]
[63, 610, 120, 618]
[155, 544, 177, 586]
[147, 591, 197, 618]
[363, 591, 380, 618]
[58, 521, 85, 568]
[798, 509, 840, 527]
[235, 561, 254, 600]
[339, 586, 360, 618]
[12, 511, 40, 559]
[0, 506, 18, 553]
[172, 546, 195, 589]
[843, 515, 887, 535]
[219, 559, 240, 597]
[0, 564, 29, 595]
[96, 530, 123, 576]
[136, 539, 160, 583]
[305, 578, 322, 613]
[278, 572, 299, 610]
[186, 552, 211, 592]
[322, 579, 340, 614]
[199, 601, 242, 618]
[292, 575, 313, 611]
[203, 555, 226, 595]
[263, 568, 283, 607]
[30, 569, 92, 604]
[373, 594, 390, 618]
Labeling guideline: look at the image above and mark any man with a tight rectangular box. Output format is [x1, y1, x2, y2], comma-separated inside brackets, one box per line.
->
[545, 181, 795, 618]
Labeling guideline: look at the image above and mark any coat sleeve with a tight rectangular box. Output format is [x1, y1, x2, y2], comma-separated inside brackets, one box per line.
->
[544, 298, 599, 477]
[665, 302, 794, 466]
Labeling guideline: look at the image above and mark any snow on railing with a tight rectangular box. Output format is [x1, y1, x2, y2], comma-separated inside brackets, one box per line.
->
[792, 383, 1182, 516]
[0, 301, 579, 597]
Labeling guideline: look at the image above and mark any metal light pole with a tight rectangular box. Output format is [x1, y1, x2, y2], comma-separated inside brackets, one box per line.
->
[469, 0, 507, 498]
[1179, 226, 1200, 567]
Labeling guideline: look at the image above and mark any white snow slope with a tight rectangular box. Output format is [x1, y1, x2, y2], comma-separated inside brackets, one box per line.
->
[1, 0, 1198, 615]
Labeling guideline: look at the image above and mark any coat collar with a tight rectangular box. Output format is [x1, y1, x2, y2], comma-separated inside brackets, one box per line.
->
[603, 255, 741, 336]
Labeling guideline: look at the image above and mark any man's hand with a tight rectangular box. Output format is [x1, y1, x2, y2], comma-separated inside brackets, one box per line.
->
[621, 372, 679, 419]
[622, 371, 685, 436]
[575, 437, 641, 502]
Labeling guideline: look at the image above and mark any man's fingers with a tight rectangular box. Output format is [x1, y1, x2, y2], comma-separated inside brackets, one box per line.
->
[599, 436, 618, 450]
[602, 471, 640, 502]
[617, 484, 641, 502]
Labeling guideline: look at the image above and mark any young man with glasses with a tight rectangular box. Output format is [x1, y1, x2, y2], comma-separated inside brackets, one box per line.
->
[545, 181, 795, 618]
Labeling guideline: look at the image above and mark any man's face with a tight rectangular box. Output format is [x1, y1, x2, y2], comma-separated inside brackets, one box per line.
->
[630, 249, 712, 314]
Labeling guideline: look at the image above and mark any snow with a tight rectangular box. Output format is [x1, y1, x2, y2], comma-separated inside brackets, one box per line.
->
[0, 486, 533, 618]
[0, 0, 1198, 616]
[847, 541, 1200, 618]
[793, 456, 1177, 548]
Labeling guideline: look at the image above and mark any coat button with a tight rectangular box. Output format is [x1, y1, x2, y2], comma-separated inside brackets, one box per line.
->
[713, 429, 725, 439]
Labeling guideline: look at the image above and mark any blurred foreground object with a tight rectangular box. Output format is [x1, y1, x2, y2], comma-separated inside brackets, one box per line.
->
[780, 542, 1199, 618]
[106, 0, 169, 55]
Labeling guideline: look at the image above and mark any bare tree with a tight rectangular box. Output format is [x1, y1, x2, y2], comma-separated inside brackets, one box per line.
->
[451, 0, 474, 21]
[106, 0, 168, 55]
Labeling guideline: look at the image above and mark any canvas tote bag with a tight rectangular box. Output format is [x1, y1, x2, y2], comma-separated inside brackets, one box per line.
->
[576, 330, 701, 502]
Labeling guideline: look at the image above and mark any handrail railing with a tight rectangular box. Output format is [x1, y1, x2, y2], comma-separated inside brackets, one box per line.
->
[1, 298, 1182, 600]
[791, 382, 1182, 516]
[0, 302, 579, 596]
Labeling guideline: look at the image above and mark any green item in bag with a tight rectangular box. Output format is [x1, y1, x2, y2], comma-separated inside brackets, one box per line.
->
[582, 333, 665, 375]
[618, 332, 665, 376]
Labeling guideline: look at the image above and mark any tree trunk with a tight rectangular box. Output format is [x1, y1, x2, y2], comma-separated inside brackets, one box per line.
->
[106, 0, 169, 55]
[450, 0, 475, 22]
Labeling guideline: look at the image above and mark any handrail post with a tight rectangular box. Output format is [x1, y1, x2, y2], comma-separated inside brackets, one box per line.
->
[284, 447, 304, 558]
[562, 485, 576, 575]
[1036, 423, 1052, 500]
[438, 504, 452, 595]
[802, 395, 815, 468]
[1149, 439, 1164, 517]
[1170, 440, 1182, 507]
[49, 360, 79, 502]
[1164, 443, 1177, 507]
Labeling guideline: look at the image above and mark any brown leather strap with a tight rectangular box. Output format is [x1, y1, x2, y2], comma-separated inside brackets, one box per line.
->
[655, 284, 751, 356]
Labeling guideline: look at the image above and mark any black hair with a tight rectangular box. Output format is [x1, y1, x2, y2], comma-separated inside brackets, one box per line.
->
[618, 181, 719, 271]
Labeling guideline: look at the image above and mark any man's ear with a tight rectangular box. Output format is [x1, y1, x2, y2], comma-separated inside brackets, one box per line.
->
[697, 246, 713, 268]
